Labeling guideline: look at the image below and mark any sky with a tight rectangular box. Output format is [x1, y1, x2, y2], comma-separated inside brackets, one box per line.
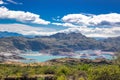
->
[0, 0, 120, 37]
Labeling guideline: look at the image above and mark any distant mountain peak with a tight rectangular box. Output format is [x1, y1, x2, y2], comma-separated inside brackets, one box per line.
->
[49, 31, 86, 39]
[0, 31, 23, 38]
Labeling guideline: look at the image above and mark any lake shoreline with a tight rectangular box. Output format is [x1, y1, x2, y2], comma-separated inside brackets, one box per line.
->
[0, 50, 116, 63]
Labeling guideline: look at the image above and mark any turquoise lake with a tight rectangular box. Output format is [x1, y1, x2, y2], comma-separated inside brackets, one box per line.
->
[20, 50, 115, 63]
[20, 54, 67, 63]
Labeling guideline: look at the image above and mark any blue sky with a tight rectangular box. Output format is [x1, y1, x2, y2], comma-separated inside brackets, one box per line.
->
[0, 0, 120, 37]
[2, 0, 120, 20]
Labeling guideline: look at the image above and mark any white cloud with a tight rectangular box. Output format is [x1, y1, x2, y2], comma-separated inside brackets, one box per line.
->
[59, 26, 120, 38]
[0, 0, 3, 4]
[62, 13, 120, 26]
[52, 13, 120, 37]
[0, 0, 22, 5]
[0, 23, 120, 38]
[52, 23, 79, 27]
[0, 6, 50, 25]
[0, 24, 56, 36]
[6, 0, 22, 5]
[0, 0, 5, 4]
[0, 8, 120, 38]
[62, 14, 90, 26]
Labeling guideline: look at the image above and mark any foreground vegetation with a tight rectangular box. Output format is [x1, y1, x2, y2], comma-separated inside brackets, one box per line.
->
[1, 56, 120, 80]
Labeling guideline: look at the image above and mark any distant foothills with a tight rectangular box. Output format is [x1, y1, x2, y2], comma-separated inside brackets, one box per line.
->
[0, 31, 120, 54]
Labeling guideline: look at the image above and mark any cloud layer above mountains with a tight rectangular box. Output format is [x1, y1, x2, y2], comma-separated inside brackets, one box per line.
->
[0, 24, 56, 36]
[0, 6, 120, 37]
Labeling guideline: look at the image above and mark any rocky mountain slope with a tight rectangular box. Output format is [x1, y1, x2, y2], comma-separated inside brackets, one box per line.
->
[0, 32, 120, 54]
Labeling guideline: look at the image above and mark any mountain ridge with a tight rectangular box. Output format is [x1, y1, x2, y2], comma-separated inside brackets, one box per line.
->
[0, 31, 23, 38]
[0, 32, 120, 54]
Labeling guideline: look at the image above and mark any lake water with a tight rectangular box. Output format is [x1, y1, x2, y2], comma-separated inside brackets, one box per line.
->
[20, 50, 115, 63]
[75, 50, 114, 60]
[20, 54, 67, 63]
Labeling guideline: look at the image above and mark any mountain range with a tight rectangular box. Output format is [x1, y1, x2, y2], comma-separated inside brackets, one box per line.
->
[0, 32, 120, 55]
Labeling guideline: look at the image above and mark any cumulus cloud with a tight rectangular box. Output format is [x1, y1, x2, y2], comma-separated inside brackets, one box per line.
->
[62, 13, 120, 27]
[0, 24, 56, 36]
[52, 13, 120, 37]
[0, 6, 50, 25]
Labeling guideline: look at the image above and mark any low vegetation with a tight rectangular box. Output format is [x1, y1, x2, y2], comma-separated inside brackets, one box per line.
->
[0, 54, 120, 80]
